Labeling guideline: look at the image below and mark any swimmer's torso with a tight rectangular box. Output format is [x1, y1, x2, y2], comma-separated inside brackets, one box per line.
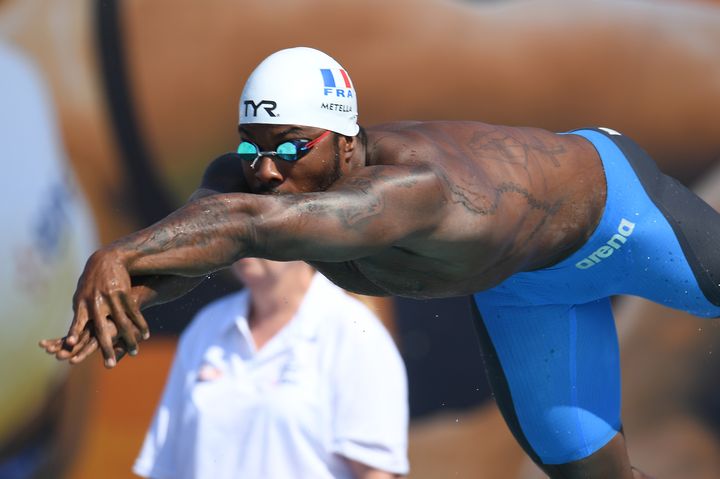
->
[310, 121, 606, 298]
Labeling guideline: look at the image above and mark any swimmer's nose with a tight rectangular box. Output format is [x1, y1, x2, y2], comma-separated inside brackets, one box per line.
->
[253, 155, 284, 188]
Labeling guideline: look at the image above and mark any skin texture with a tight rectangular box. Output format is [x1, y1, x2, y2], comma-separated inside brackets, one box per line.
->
[41, 119, 642, 478]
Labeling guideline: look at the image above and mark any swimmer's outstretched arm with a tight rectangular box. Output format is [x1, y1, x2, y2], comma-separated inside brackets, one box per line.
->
[38, 274, 203, 363]
[40, 153, 252, 365]
[60, 164, 447, 367]
[125, 165, 445, 271]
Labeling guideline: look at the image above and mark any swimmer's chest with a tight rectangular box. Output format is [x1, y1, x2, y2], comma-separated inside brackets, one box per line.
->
[311, 246, 496, 298]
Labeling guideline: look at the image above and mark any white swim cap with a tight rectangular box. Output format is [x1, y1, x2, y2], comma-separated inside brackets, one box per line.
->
[239, 47, 359, 136]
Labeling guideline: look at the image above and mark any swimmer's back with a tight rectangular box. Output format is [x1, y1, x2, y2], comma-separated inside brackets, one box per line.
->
[366, 121, 606, 269]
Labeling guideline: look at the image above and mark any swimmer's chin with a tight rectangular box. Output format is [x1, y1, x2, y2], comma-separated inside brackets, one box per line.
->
[251, 187, 282, 195]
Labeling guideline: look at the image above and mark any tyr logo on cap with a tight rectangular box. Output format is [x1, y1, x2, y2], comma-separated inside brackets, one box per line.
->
[243, 100, 278, 117]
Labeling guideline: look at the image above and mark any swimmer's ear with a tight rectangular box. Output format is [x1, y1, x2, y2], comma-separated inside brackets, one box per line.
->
[339, 133, 362, 170]
[341, 135, 357, 158]
[342, 135, 354, 148]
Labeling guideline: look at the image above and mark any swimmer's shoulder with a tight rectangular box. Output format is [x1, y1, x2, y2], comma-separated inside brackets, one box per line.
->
[365, 121, 455, 167]
[198, 153, 249, 193]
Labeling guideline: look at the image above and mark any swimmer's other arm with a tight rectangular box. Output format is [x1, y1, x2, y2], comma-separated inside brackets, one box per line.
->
[63, 164, 447, 367]
[38, 274, 203, 364]
[117, 152, 253, 307]
[40, 154, 249, 365]
[117, 164, 445, 272]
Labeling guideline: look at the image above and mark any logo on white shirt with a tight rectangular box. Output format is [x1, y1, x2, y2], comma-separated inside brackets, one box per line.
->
[197, 363, 224, 382]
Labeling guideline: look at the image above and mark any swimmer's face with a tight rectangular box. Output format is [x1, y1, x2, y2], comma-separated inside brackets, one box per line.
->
[237, 124, 351, 195]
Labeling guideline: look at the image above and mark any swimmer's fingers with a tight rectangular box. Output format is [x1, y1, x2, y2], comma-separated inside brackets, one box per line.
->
[121, 290, 150, 341]
[109, 295, 139, 357]
[56, 329, 92, 360]
[90, 297, 117, 368]
[114, 345, 128, 364]
[39, 337, 65, 354]
[68, 334, 130, 365]
[68, 336, 100, 365]
[39, 329, 92, 360]
[66, 300, 89, 346]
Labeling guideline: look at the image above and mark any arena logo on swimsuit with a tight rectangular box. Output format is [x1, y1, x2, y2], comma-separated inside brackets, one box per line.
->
[320, 68, 354, 98]
[575, 218, 636, 269]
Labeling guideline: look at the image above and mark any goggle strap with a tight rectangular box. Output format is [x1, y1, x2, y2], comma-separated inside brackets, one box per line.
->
[304, 130, 331, 149]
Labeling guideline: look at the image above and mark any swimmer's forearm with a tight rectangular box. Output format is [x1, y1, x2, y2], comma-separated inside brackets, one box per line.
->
[132, 275, 205, 309]
[107, 194, 259, 276]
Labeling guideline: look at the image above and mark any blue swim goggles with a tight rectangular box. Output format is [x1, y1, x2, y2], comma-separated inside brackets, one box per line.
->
[237, 130, 331, 168]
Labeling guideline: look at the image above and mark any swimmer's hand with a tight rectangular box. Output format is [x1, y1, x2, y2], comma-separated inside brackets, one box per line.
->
[39, 319, 143, 366]
[55, 249, 149, 368]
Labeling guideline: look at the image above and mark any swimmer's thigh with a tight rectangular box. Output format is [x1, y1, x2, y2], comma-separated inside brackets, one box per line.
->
[471, 298, 622, 468]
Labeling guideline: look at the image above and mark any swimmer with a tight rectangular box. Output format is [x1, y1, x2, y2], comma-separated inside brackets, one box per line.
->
[43, 47, 720, 479]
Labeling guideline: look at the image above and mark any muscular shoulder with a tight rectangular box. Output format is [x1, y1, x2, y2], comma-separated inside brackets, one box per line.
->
[365, 122, 449, 167]
[198, 153, 250, 194]
[366, 121, 575, 168]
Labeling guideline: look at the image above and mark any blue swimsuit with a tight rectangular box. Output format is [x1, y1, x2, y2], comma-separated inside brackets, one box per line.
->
[472, 128, 720, 464]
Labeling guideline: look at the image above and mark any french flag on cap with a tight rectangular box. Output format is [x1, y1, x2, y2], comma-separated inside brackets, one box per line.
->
[320, 68, 353, 89]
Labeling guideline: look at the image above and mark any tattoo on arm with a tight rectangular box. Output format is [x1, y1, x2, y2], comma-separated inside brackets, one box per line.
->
[108, 194, 255, 276]
[294, 176, 385, 231]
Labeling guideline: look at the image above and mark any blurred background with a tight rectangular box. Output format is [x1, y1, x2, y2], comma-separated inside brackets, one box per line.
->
[2, 0, 720, 477]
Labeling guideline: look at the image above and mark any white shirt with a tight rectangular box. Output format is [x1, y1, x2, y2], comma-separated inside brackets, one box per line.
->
[134, 274, 409, 479]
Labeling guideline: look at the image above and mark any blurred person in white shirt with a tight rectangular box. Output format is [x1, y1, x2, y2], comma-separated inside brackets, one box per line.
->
[133, 258, 409, 479]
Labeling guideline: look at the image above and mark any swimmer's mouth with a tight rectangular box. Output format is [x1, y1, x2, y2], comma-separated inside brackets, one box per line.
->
[252, 185, 281, 195]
